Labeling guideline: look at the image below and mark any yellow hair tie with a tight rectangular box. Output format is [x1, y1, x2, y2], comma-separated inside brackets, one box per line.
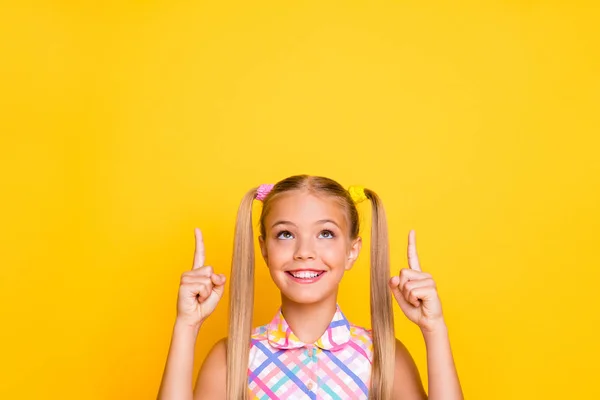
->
[348, 185, 368, 204]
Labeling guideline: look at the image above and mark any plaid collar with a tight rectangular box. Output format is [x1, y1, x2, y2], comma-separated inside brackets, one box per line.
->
[267, 304, 351, 351]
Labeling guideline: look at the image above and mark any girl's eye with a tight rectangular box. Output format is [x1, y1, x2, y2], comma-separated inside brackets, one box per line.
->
[276, 230, 294, 240]
[319, 230, 335, 239]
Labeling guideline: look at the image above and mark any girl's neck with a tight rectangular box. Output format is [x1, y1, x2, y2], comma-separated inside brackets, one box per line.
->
[280, 293, 338, 344]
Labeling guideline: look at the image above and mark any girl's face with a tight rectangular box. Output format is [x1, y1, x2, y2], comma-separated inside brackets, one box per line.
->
[259, 190, 362, 305]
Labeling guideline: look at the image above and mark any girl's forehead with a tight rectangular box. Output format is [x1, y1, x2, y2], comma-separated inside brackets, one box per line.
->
[265, 191, 347, 225]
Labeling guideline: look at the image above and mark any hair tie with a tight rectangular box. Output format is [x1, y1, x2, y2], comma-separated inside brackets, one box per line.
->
[348, 185, 368, 204]
[256, 184, 274, 201]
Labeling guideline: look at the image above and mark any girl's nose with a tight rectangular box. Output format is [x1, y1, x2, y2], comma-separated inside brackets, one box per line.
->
[293, 238, 316, 260]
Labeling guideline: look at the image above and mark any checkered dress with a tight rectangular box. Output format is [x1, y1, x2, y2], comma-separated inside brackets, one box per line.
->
[248, 305, 373, 399]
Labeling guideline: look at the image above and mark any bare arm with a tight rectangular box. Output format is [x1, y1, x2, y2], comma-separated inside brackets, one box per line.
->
[422, 325, 462, 400]
[157, 321, 200, 400]
[392, 338, 428, 399]
[392, 330, 462, 400]
[192, 338, 227, 400]
[390, 230, 463, 399]
[157, 321, 227, 400]
[158, 228, 227, 400]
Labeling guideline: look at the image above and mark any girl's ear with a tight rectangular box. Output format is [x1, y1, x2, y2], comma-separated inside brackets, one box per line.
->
[345, 236, 362, 270]
[259, 235, 268, 263]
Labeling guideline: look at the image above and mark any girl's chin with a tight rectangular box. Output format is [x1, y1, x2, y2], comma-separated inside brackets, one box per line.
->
[279, 288, 338, 306]
[282, 295, 329, 306]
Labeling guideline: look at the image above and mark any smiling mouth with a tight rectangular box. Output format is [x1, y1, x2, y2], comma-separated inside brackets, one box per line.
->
[286, 270, 326, 279]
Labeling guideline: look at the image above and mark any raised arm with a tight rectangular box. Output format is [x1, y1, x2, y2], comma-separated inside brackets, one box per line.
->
[389, 230, 463, 400]
[157, 228, 227, 400]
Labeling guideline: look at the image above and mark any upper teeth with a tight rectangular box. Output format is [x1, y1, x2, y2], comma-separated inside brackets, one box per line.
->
[291, 271, 320, 279]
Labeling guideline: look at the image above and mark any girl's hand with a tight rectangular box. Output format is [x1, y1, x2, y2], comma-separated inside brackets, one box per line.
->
[176, 228, 226, 329]
[389, 230, 445, 333]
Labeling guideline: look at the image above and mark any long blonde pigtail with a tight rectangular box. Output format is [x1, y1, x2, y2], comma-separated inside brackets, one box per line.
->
[226, 188, 257, 400]
[365, 189, 395, 400]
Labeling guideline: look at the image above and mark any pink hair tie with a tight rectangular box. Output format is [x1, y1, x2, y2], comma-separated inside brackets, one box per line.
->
[256, 184, 274, 201]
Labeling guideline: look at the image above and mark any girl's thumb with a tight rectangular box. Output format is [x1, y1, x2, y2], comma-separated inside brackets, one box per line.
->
[388, 276, 402, 301]
[213, 274, 226, 297]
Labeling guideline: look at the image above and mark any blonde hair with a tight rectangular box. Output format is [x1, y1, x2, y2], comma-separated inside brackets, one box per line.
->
[226, 175, 395, 399]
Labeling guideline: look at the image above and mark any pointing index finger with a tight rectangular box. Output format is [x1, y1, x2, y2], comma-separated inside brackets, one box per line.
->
[407, 229, 422, 272]
[193, 228, 205, 270]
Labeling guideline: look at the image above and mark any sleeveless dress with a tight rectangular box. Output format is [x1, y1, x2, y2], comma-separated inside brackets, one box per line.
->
[247, 304, 373, 399]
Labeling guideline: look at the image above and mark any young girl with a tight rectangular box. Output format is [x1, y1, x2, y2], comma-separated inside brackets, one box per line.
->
[158, 175, 462, 400]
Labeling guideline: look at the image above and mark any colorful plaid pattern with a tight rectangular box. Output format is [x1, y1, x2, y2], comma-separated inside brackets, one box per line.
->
[248, 305, 373, 399]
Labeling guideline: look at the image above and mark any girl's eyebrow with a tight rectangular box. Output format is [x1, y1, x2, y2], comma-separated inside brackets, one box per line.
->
[271, 220, 296, 229]
[316, 219, 341, 228]
[270, 219, 340, 229]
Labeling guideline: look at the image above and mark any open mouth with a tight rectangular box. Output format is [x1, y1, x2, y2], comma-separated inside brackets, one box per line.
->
[286, 270, 326, 280]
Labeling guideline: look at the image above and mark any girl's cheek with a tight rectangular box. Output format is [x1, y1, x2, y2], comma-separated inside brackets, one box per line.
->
[318, 238, 343, 250]
[318, 242, 344, 260]
[270, 239, 291, 249]
[268, 241, 293, 258]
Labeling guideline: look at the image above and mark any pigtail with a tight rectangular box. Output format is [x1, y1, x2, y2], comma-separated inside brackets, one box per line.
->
[365, 189, 395, 400]
[226, 188, 257, 400]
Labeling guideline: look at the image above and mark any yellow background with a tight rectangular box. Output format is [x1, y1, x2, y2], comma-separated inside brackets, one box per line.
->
[1, 1, 598, 399]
